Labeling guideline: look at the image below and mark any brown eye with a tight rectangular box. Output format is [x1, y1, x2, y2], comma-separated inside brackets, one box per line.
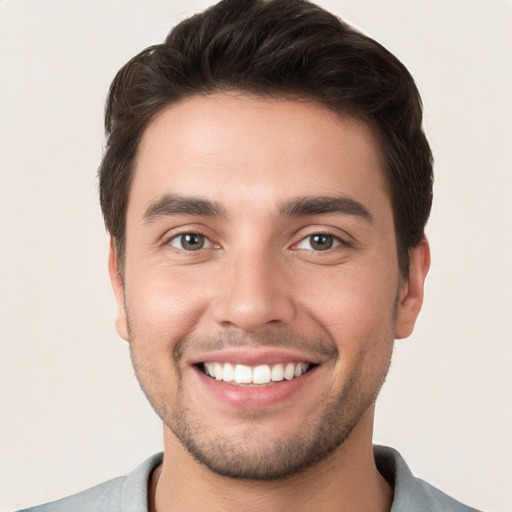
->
[296, 233, 341, 252]
[169, 233, 210, 251]
[309, 234, 334, 251]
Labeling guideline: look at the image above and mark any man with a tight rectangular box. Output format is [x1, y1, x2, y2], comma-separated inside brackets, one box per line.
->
[20, 0, 481, 511]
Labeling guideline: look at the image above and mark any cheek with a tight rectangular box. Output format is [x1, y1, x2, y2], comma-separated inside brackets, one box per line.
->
[124, 265, 209, 349]
[299, 263, 398, 349]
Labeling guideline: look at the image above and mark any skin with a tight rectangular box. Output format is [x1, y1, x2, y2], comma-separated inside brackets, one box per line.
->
[109, 93, 430, 512]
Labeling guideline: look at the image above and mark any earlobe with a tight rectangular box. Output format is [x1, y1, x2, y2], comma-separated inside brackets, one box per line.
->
[394, 238, 430, 340]
[108, 240, 129, 342]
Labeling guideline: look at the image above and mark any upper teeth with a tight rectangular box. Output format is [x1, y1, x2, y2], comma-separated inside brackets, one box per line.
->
[203, 362, 310, 385]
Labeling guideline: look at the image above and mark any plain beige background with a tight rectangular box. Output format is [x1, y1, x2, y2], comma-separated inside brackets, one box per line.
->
[1, 0, 511, 510]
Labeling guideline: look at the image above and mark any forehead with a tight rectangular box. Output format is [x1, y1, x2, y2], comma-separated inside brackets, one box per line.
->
[129, 93, 389, 218]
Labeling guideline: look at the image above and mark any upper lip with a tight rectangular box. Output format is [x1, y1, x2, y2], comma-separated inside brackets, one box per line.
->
[186, 348, 322, 367]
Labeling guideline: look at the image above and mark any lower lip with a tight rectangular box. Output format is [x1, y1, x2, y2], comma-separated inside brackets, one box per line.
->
[194, 367, 317, 409]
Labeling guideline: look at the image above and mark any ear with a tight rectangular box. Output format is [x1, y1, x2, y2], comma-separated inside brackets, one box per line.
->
[108, 239, 129, 342]
[394, 238, 430, 340]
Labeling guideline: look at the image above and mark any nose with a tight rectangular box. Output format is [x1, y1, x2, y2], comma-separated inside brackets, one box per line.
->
[210, 248, 296, 334]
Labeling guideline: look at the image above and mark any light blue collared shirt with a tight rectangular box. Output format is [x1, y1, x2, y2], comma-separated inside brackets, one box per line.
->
[19, 446, 482, 512]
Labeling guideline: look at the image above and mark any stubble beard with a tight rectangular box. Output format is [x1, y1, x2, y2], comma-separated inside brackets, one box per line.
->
[128, 327, 393, 481]
[169, 356, 388, 481]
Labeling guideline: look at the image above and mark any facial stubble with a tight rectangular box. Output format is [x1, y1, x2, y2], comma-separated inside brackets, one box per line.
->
[128, 321, 394, 482]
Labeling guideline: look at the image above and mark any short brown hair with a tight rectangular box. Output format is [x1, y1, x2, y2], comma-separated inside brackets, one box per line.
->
[99, 0, 433, 276]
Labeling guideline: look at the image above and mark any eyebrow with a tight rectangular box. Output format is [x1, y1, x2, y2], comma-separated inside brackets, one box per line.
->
[143, 194, 226, 222]
[142, 193, 372, 223]
[279, 195, 373, 222]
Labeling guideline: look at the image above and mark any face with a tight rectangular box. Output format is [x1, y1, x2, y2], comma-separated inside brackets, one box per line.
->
[110, 93, 428, 480]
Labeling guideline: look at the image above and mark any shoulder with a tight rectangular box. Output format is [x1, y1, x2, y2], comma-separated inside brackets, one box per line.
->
[18, 476, 125, 512]
[374, 445, 483, 512]
[411, 477, 482, 512]
[18, 453, 163, 512]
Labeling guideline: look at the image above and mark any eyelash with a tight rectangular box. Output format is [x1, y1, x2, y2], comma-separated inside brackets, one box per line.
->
[165, 230, 349, 253]
[167, 232, 213, 252]
[293, 232, 345, 252]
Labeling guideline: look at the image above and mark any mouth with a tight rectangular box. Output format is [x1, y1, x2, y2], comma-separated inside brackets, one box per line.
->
[197, 361, 316, 386]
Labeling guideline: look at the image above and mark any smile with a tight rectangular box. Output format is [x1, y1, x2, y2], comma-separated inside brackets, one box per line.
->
[200, 362, 312, 385]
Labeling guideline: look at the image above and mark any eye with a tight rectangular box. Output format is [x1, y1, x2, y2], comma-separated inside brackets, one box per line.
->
[168, 233, 211, 251]
[296, 233, 341, 251]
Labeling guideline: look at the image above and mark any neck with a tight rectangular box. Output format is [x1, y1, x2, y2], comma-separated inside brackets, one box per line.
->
[151, 407, 392, 512]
